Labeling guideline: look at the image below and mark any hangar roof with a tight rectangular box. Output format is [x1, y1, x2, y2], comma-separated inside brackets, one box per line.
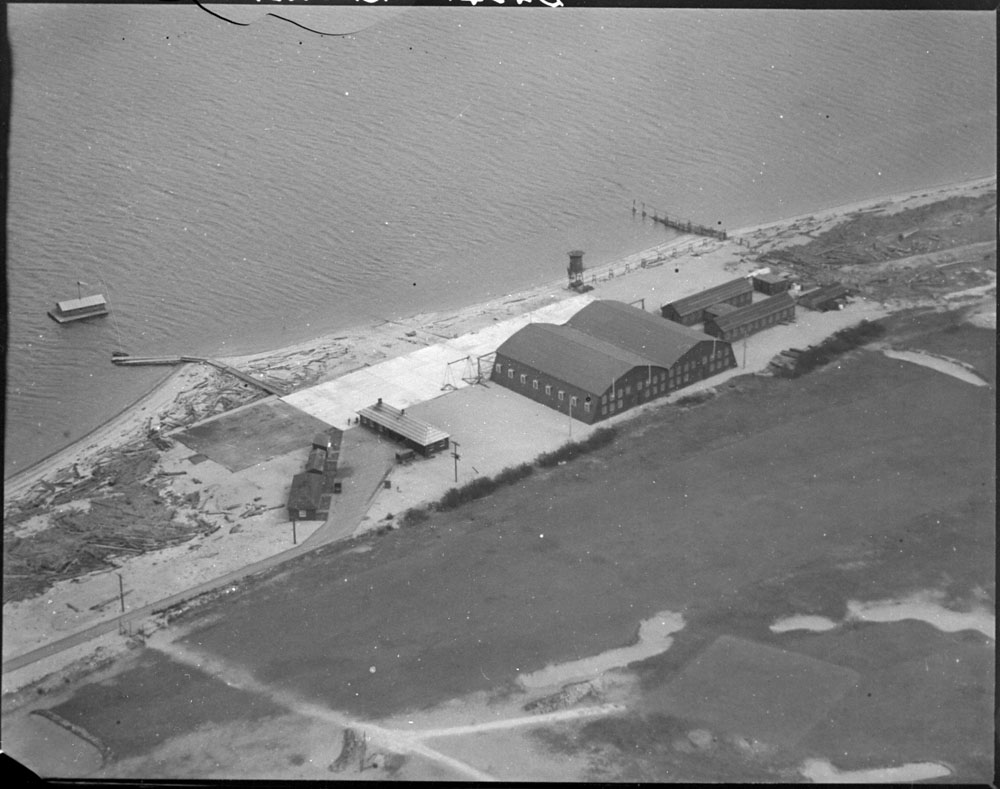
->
[566, 300, 716, 369]
[497, 322, 650, 395]
[497, 301, 723, 395]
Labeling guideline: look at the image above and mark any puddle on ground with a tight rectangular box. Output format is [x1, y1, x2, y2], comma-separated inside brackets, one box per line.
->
[519, 611, 684, 689]
[880, 349, 989, 387]
[846, 595, 994, 639]
[800, 757, 950, 783]
[771, 592, 995, 639]
[769, 615, 839, 634]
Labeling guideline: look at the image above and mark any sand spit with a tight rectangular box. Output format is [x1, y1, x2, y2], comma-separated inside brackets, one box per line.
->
[846, 594, 995, 640]
[879, 348, 990, 387]
[800, 757, 951, 783]
[769, 615, 839, 634]
[770, 590, 995, 639]
[519, 611, 685, 689]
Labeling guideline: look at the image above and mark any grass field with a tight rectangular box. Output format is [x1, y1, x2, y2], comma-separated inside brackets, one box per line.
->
[37, 314, 994, 781]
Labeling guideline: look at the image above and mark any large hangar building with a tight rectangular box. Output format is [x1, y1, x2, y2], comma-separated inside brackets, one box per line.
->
[493, 300, 736, 423]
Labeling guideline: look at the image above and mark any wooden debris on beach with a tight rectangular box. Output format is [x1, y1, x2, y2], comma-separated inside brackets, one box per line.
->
[3, 448, 224, 604]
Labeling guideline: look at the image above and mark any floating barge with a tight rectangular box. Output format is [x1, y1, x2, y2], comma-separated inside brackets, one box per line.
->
[48, 294, 110, 324]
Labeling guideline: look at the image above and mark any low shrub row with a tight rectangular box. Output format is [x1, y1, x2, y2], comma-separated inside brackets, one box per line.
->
[536, 426, 618, 468]
[674, 389, 716, 407]
[437, 462, 535, 512]
[397, 430, 620, 525]
[785, 319, 886, 377]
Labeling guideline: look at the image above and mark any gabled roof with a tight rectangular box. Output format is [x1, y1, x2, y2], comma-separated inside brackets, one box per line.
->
[753, 272, 789, 284]
[497, 322, 651, 395]
[798, 283, 851, 306]
[708, 293, 795, 332]
[288, 472, 323, 510]
[663, 278, 753, 317]
[358, 401, 449, 447]
[56, 294, 107, 313]
[704, 302, 739, 318]
[566, 300, 715, 369]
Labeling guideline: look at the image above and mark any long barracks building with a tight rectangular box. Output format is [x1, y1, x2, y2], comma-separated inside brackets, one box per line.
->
[660, 277, 754, 326]
[492, 300, 736, 424]
[703, 292, 796, 341]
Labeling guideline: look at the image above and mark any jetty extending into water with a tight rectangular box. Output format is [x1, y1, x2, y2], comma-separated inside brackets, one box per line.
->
[111, 354, 286, 396]
[633, 201, 728, 241]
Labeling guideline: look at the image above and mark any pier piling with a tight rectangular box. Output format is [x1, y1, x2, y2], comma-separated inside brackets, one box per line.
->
[635, 200, 727, 241]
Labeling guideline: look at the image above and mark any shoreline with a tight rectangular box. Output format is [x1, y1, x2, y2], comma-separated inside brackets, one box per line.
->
[2, 172, 994, 693]
[4, 173, 995, 504]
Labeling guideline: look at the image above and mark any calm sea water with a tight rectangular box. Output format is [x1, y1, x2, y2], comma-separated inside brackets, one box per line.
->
[5, 6, 996, 478]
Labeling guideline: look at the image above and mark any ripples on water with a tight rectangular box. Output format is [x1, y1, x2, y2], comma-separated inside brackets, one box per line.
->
[5, 6, 996, 476]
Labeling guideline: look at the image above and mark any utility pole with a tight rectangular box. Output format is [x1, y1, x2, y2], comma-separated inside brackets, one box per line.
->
[117, 573, 125, 613]
[742, 335, 747, 369]
[451, 440, 460, 483]
[291, 517, 298, 545]
[568, 398, 573, 438]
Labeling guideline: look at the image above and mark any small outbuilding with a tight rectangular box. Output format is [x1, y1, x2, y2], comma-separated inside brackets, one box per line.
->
[358, 400, 450, 456]
[661, 278, 754, 325]
[704, 292, 796, 341]
[312, 432, 333, 452]
[305, 447, 327, 474]
[797, 283, 852, 311]
[753, 271, 793, 295]
[287, 472, 325, 521]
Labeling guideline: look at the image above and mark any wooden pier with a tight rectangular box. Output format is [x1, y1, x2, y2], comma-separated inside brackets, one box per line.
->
[633, 200, 727, 241]
[111, 354, 286, 396]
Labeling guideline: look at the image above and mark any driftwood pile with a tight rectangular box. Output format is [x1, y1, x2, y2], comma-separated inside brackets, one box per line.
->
[3, 443, 218, 604]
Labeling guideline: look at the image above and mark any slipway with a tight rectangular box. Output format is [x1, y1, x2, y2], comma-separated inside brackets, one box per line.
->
[281, 295, 593, 428]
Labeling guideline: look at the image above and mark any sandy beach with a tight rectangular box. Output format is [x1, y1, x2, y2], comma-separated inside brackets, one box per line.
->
[3, 174, 995, 694]
[7, 174, 993, 503]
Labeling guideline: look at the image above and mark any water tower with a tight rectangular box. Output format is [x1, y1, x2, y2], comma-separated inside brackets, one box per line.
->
[567, 250, 585, 287]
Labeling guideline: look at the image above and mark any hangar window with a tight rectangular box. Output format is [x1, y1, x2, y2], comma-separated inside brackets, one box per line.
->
[558, 390, 565, 401]
[545, 384, 552, 396]
[532, 379, 539, 390]
[495, 363, 502, 374]
[520, 374, 527, 384]
[637, 379, 643, 390]
[584, 400, 591, 413]
[602, 393, 607, 404]
[507, 369, 514, 379]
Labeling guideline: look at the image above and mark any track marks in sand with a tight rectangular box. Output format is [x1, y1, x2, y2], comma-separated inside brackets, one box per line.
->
[150, 639, 622, 781]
